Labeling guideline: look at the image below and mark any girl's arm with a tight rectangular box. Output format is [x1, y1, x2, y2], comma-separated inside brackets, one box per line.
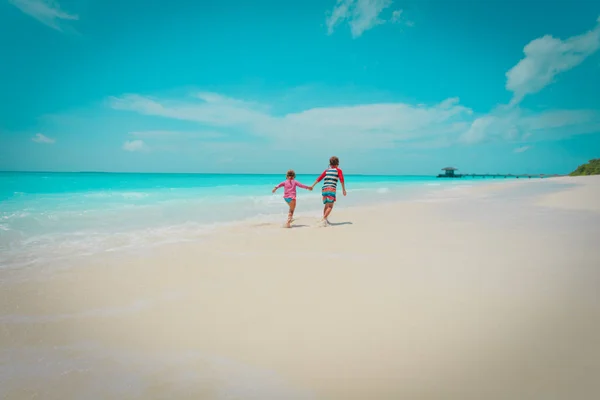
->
[272, 182, 284, 193]
[295, 181, 312, 190]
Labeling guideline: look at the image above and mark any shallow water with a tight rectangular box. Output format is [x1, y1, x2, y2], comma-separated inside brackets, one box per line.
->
[0, 172, 490, 269]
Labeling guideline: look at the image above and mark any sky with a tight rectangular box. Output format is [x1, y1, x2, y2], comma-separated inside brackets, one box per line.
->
[1, 0, 600, 175]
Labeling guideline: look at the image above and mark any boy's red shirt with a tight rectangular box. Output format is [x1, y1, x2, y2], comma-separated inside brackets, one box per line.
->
[316, 166, 344, 184]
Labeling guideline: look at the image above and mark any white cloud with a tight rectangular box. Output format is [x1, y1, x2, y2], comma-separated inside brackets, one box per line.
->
[326, 0, 393, 38]
[109, 93, 271, 128]
[110, 92, 474, 150]
[122, 140, 147, 152]
[9, 0, 78, 32]
[461, 107, 600, 144]
[391, 9, 412, 26]
[110, 90, 600, 151]
[513, 146, 531, 153]
[506, 16, 600, 105]
[31, 133, 55, 144]
[460, 115, 499, 144]
[460, 16, 600, 144]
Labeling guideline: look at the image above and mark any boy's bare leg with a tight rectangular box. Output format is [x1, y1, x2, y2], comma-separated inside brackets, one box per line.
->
[323, 203, 334, 222]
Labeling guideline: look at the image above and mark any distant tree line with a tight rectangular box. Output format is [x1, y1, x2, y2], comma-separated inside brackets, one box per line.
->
[570, 159, 600, 176]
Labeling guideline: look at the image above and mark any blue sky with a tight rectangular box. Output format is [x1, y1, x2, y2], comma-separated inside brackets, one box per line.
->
[1, 0, 599, 174]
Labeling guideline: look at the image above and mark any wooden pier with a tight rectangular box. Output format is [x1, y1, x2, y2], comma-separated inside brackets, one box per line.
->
[436, 167, 563, 179]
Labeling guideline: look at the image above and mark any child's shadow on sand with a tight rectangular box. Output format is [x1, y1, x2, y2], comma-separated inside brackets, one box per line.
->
[287, 222, 353, 228]
[327, 221, 353, 226]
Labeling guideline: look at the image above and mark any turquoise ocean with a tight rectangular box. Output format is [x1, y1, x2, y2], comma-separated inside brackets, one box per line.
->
[0, 172, 480, 269]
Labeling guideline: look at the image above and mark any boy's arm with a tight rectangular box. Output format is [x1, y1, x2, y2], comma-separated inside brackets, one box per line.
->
[311, 170, 327, 188]
[338, 168, 347, 196]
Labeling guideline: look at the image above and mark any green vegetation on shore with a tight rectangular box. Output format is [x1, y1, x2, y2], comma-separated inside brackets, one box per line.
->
[570, 159, 600, 176]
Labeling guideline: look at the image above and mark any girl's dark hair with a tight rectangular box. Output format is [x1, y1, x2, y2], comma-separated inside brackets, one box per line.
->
[329, 156, 339, 166]
[286, 169, 296, 179]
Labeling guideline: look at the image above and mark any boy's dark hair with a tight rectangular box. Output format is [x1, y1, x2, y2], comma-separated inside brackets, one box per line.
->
[329, 156, 339, 166]
[286, 169, 296, 179]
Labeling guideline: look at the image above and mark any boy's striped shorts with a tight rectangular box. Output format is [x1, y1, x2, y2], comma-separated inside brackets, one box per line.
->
[322, 187, 336, 204]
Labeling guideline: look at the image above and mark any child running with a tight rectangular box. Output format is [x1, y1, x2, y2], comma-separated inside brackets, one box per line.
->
[272, 169, 312, 228]
[310, 156, 346, 226]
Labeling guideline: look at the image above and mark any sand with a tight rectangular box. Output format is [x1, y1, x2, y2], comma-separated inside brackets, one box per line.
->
[1, 176, 600, 399]
[537, 176, 600, 213]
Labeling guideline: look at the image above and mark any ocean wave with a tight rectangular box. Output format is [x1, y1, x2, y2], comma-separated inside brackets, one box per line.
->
[0, 223, 218, 269]
[1, 212, 31, 220]
[212, 184, 242, 188]
[83, 191, 150, 199]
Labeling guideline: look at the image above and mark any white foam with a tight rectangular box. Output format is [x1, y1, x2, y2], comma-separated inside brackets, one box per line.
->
[120, 192, 149, 199]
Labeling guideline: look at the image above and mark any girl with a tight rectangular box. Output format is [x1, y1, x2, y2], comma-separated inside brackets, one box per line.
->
[272, 170, 312, 228]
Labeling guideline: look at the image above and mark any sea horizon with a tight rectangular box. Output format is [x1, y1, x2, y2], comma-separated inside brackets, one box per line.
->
[1, 170, 441, 177]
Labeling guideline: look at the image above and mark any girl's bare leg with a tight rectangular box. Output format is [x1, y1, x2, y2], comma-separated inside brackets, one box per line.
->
[286, 200, 296, 228]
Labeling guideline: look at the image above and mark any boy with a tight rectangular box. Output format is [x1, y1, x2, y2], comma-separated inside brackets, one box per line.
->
[310, 156, 346, 226]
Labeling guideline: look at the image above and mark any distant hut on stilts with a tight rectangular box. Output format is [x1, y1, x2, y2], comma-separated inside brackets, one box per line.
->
[437, 167, 461, 178]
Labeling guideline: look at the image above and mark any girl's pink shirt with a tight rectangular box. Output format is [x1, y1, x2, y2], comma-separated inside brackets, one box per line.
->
[275, 179, 310, 200]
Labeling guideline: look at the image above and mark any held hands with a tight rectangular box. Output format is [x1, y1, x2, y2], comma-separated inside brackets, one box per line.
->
[308, 187, 313, 191]
[272, 187, 277, 193]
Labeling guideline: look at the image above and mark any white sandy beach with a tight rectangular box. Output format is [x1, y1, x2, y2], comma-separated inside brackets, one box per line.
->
[1, 176, 600, 399]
